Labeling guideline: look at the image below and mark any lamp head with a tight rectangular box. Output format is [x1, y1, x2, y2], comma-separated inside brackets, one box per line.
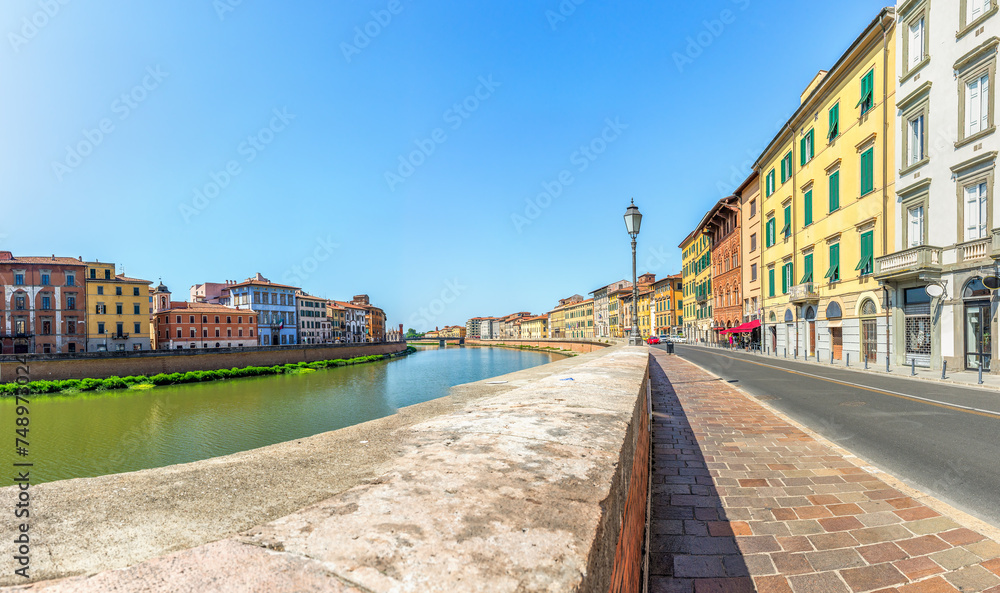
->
[624, 199, 642, 238]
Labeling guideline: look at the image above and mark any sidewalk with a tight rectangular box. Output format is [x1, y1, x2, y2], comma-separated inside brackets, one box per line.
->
[648, 348, 1000, 592]
[684, 342, 1000, 392]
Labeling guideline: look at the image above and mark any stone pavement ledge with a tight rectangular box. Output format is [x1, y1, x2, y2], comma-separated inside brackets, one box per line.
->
[648, 347, 1000, 593]
[3, 346, 650, 593]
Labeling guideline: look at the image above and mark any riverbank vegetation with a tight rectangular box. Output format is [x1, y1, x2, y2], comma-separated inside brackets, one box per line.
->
[0, 347, 417, 397]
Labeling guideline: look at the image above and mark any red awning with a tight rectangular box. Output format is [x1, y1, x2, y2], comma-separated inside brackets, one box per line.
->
[724, 320, 762, 334]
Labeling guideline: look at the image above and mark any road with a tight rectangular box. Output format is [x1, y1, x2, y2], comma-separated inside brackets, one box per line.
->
[668, 344, 1000, 529]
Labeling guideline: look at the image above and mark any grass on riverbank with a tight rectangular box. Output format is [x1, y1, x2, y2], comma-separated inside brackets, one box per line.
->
[0, 347, 417, 397]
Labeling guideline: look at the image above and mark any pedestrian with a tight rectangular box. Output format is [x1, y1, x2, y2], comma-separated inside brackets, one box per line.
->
[728, 335, 733, 349]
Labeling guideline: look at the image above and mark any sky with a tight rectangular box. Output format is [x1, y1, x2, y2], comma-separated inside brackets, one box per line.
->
[0, 0, 890, 331]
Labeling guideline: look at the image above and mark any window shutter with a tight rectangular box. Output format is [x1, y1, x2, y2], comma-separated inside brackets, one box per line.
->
[829, 171, 839, 211]
[781, 264, 787, 294]
[804, 190, 813, 225]
[979, 183, 988, 238]
[800, 137, 806, 166]
[982, 75, 990, 133]
[966, 186, 979, 241]
[909, 20, 922, 67]
[969, 78, 982, 135]
[808, 130, 815, 160]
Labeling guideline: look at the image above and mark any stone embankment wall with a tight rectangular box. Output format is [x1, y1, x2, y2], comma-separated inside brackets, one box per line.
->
[1, 346, 652, 592]
[0, 342, 408, 382]
[467, 338, 613, 353]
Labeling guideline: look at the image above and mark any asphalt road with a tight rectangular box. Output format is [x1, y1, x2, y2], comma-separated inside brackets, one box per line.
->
[667, 344, 1000, 529]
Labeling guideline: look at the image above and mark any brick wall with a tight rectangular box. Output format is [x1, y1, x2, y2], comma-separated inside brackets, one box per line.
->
[465, 338, 611, 354]
[0, 342, 408, 382]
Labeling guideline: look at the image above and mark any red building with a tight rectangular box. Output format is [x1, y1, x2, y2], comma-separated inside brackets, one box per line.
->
[707, 196, 742, 343]
[151, 283, 256, 349]
[0, 251, 87, 354]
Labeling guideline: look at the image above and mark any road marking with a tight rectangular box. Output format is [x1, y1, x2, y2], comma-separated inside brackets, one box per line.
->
[682, 348, 1000, 420]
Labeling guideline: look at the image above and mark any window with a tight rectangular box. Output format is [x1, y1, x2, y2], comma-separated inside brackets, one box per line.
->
[90, 269, 96, 280]
[67, 295, 75, 310]
[908, 16, 925, 70]
[858, 68, 874, 115]
[97, 286, 104, 295]
[176, 315, 182, 323]
[781, 205, 791, 238]
[177, 328, 182, 338]
[781, 261, 793, 294]
[191, 329, 196, 338]
[68, 319, 76, 334]
[966, 0, 994, 26]
[965, 182, 989, 241]
[134, 303, 141, 315]
[14, 273, 24, 286]
[829, 170, 840, 212]
[828, 103, 840, 141]
[801, 253, 814, 284]
[908, 205, 925, 247]
[800, 130, 815, 165]
[98, 322, 105, 335]
[133, 287, 140, 296]
[104, 269, 111, 280]
[41, 274, 49, 285]
[41, 296, 51, 310]
[66, 274, 74, 286]
[860, 147, 875, 196]
[966, 73, 990, 138]
[751, 263, 757, 281]
[116, 322, 124, 336]
[116, 303, 123, 315]
[750, 233, 757, 252]
[202, 316, 208, 323]
[115, 286, 122, 296]
[134, 323, 141, 334]
[95, 303, 106, 314]
[750, 199, 756, 217]
[215, 316, 220, 323]
[189, 316, 195, 323]
[907, 114, 925, 167]
[804, 189, 813, 226]
[857, 231, 874, 276]
[781, 151, 793, 183]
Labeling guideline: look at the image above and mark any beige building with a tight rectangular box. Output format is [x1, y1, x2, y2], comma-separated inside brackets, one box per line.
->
[738, 172, 763, 345]
[521, 315, 548, 339]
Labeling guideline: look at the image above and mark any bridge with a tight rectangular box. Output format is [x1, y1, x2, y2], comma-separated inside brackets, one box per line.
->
[406, 336, 466, 346]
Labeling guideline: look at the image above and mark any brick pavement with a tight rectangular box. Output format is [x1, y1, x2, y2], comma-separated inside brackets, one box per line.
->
[648, 348, 1000, 593]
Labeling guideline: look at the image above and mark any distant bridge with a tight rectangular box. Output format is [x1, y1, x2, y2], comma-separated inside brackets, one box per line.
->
[406, 336, 466, 346]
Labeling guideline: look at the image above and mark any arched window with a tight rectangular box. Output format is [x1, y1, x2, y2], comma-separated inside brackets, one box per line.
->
[826, 301, 843, 319]
[804, 306, 816, 321]
[964, 277, 991, 299]
[769, 311, 777, 322]
[861, 299, 878, 317]
[784, 309, 794, 322]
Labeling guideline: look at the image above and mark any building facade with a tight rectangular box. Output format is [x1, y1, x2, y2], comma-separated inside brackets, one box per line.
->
[760, 9, 896, 363]
[84, 261, 152, 352]
[680, 210, 715, 343]
[876, 0, 999, 371]
[226, 273, 300, 346]
[708, 196, 743, 340]
[297, 292, 330, 344]
[151, 283, 256, 349]
[0, 252, 87, 354]
[738, 172, 763, 346]
[564, 298, 594, 339]
[653, 275, 683, 336]
[589, 280, 630, 338]
[521, 315, 548, 339]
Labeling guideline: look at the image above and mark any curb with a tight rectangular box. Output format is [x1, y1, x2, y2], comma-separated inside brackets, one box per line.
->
[653, 347, 1000, 545]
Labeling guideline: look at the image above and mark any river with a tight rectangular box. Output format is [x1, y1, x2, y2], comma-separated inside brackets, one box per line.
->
[2, 346, 561, 484]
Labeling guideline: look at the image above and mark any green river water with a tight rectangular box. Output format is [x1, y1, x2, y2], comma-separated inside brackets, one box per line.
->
[1, 346, 561, 484]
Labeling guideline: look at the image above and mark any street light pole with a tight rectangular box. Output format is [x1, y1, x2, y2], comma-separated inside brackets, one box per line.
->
[624, 200, 643, 346]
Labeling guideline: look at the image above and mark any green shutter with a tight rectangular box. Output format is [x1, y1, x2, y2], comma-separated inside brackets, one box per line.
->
[857, 70, 874, 111]
[855, 231, 873, 274]
[828, 104, 839, 140]
[801, 254, 813, 284]
[804, 190, 813, 226]
[781, 264, 787, 294]
[825, 244, 840, 281]
[808, 130, 815, 160]
[861, 148, 874, 195]
[768, 269, 775, 297]
[800, 137, 807, 166]
[780, 158, 787, 183]
[781, 205, 791, 237]
[829, 170, 840, 212]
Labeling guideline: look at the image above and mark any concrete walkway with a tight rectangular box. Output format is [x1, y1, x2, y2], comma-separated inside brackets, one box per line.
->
[687, 342, 1000, 392]
[648, 348, 1000, 592]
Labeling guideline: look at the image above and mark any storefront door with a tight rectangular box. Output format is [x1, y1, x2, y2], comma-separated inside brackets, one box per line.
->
[965, 302, 991, 371]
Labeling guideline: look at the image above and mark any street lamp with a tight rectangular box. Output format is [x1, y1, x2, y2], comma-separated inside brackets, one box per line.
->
[624, 199, 643, 346]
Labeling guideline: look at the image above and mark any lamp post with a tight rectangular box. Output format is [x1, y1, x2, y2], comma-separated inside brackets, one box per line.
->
[624, 200, 643, 346]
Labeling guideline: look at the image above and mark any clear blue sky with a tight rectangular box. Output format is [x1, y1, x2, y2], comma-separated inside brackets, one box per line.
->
[1, 0, 888, 331]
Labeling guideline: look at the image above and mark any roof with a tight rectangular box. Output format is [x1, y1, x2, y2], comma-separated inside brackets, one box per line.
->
[0, 255, 86, 266]
[565, 298, 594, 307]
[157, 302, 253, 314]
[329, 300, 366, 310]
[114, 274, 152, 284]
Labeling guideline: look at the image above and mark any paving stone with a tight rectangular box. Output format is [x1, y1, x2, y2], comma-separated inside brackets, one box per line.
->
[893, 506, 940, 522]
[769, 552, 813, 575]
[753, 575, 794, 593]
[840, 563, 908, 592]
[984, 557, 1000, 576]
[776, 536, 814, 553]
[897, 576, 961, 592]
[691, 577, 756, 593]
[787, 572, 851, 593]
[942, 564, 1000, 591]
[805, 548, 866, 571]
[897, 535, 952, 556]
[858, 542, 908, 564]
[938, 528, 985, 546]
[904, 517, 963, 536]
[893, 556, 945, 580]
[850, 525, 914, 545]
[928, 547, 982, 570]
[966, 539, 1000, 561]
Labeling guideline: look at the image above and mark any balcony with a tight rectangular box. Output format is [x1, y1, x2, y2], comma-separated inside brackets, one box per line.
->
[788, 283, 819, 304]
[958, 237, 992, 263]
[874, 246, 943, 281]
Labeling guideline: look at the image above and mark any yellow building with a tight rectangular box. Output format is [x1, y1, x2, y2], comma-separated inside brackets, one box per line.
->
[564, 298, 594, 339]
[637, 288, 653, 338]
[653, 275, 683, 336]
[680, 210, 716, 343]
[758, 8, 895, 362]
[439, 325, 466, 338]
[521, 315, 548, 339]
[85, 261, 153, 352]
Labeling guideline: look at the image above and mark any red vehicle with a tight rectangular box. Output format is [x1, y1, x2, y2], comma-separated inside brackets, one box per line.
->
[646, 336, 660, 345]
